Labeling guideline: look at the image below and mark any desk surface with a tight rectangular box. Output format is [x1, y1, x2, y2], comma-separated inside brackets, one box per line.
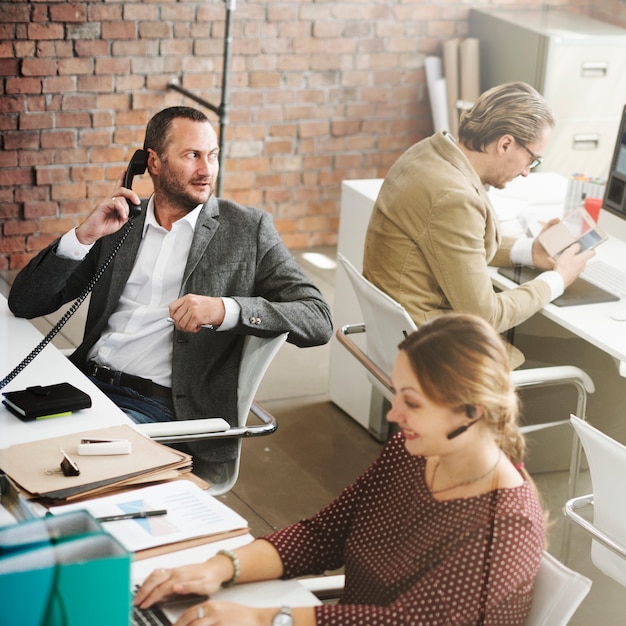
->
[343, 175, 626, 365]
[0, 294, 132, 446]
[1, 294, 321, 611]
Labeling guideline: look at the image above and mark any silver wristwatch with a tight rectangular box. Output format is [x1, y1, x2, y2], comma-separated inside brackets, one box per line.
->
[271, 606, 293, 626]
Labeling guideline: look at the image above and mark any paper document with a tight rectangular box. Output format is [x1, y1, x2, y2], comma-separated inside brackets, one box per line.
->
[50, 480, 248, 556]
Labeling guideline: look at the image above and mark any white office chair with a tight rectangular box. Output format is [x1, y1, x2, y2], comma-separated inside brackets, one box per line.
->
[563, 415, 626, 587]
[137, 332, 288, 495]
[525, 551, 592, 626]
[335, 253, 594, 508]
[300, 551, 591, 626]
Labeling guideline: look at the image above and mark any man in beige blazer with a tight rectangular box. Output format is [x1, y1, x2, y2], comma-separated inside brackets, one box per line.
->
[364, 82, 594, 368]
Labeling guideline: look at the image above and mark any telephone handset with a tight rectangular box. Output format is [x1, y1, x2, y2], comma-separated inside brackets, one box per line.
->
[123, 149, 148, 218]
[0, 150, 148, 390]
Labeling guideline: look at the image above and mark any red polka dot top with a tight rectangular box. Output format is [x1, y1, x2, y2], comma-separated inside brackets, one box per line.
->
[264, 433, 544, 625]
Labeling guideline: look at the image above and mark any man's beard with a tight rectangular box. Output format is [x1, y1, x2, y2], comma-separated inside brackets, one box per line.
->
[160, 167, 214, 211]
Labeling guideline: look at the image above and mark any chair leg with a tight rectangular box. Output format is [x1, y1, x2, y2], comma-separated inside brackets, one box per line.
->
[560, 381, 588, 563]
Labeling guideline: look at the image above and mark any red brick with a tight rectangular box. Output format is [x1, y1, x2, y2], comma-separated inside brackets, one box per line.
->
[20, 190, 50, 210]
[102, 22, 136, 40]
[41, 76, 76, 95]
[51, 182, 87, 201]
[87, 4, 122, 21]
[75, 40, 108, 57]
[0, 204, 20, 219]
[27, 233, 58, 252]
[27, 23, 64, 41]
[41, 131, 76, 150]
[4, 220, 37, 236]
[0, 97, 22, 116]
[0, 167, 33, 185]
[24, 201, 59, 218]
[9, 253, 36, 270]
[50, 4, 87, 23]
[95, 57, 130, 75]
[6, 77, 42, 94]
[19, 112, 54, 130]
[58, 57, 94, 75]
[19, 150, 53, 167]
[35, 167, 70, 185]
[40, 217, 74, 233]
[70, 166, 105, 182]
[57, 111, 93, 130]
[77, 75, 113, 93]
[0, 237, 25, 254]
[78, 129, 113, 148]
[0, 58, 18, 76]
[36, 41, 74, 58]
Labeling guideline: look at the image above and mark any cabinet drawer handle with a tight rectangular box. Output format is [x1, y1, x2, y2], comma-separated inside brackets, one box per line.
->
[581, 62, 608, 78]
[572, 134, 600, 150]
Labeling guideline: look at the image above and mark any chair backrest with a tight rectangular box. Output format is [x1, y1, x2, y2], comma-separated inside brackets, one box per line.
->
[237, 332, 288, 427]
[570, 415, 626, 586]
[337, 253, 417, 396]
[524, 550, 592, 626]
[207, 331, 289, 495]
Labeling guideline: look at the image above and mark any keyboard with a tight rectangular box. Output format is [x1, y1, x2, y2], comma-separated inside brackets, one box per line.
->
[131, 604, 171, 626]
[581, 260, 626, 298]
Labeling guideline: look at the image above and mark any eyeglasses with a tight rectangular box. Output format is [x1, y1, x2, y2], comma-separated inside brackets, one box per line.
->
[515, 139, 543, 170]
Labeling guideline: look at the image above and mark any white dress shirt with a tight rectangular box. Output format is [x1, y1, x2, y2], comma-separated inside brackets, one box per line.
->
[56, 198, 240, 387]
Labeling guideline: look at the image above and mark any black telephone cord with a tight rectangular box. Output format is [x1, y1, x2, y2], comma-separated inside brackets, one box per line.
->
[0, 221, 134, 390]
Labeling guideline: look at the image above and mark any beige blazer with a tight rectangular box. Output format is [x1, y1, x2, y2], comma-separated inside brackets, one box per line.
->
[363, 131, 551, 368]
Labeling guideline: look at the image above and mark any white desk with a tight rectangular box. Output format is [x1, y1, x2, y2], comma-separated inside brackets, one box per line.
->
[1, 294, 321, 612]
[330, 175, 626, 432]
[0, 294, 132, 446]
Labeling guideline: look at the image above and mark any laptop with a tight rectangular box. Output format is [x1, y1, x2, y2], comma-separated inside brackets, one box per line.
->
[131, 579, 321, 625]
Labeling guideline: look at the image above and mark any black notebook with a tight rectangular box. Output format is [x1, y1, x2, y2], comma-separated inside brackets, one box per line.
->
[2, 383, 92, 421]
[497, 266, 619, 307]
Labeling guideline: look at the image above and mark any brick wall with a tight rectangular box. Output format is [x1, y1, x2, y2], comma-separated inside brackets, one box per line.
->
[0, 0, 612, 270]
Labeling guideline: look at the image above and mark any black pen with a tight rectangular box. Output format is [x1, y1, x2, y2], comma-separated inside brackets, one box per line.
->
[96, 509, 167, 523]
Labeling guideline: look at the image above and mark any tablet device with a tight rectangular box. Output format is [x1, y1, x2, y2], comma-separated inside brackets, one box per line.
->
[497, 266, 619, 307]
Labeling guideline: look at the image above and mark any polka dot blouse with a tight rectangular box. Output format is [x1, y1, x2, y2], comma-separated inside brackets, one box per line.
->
[264, 433, 544, 625]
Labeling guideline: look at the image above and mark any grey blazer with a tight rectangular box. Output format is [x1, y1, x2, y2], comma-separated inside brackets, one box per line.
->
[9, 197, 333, 462]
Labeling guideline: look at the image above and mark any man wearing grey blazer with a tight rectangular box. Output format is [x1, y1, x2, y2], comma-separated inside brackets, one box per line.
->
[8, 106, 332, 466]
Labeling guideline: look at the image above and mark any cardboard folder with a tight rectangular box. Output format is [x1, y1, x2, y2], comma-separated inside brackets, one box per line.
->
[0, 424, 191, 502]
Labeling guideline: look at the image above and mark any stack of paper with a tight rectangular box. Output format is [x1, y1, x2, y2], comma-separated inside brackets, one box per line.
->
[0, 424, 192, 503]
[49, 480, 249, 559]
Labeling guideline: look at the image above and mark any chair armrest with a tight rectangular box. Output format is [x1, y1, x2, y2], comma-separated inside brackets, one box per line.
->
[136, 401, 278, 444]
[563, 494, 626, 559]
[336, 324, 393, 394]
[511, 366, 594, 394]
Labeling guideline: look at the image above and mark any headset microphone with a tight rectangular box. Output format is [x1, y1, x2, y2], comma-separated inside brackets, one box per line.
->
[446, 405, 478, 440]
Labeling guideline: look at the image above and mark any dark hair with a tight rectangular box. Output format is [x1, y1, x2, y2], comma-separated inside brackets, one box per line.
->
[458, 81, 555, 152]
[144, 106, 210, 156]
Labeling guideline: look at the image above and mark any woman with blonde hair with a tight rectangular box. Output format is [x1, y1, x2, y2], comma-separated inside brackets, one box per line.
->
[135, 313, 544, 626]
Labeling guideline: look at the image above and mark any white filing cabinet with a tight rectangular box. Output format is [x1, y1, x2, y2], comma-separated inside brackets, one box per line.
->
[328, 179, 389, 441]
[470, 8, 626, 179]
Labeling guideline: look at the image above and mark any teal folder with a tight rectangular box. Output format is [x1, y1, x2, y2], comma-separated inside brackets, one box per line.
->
[0, 511, 132, 626]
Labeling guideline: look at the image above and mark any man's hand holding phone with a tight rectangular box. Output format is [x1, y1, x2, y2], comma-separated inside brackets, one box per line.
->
[75, 171, 141, 246]
[553, 243, 596, 288]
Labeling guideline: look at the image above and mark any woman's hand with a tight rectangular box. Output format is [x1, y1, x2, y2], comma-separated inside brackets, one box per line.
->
[174, 601, 272, 626]
[133, 563, 224, 610]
